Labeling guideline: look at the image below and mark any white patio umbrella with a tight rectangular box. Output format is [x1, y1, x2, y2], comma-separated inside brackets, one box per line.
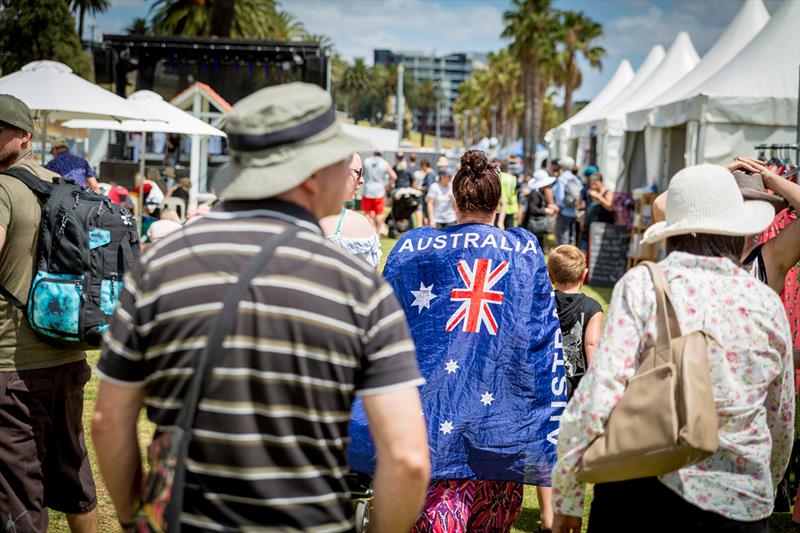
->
[63, 90, 225, 137]
[0, 60, 160, 162]
[64, 90, 227, 231]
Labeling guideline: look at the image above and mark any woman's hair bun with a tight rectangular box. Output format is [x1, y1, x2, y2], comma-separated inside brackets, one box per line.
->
[453, 150, 501, 215]
[460, 150, 489, 175]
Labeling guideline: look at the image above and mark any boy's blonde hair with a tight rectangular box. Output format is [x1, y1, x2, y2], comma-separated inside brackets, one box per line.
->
[548, 245, 586, 285]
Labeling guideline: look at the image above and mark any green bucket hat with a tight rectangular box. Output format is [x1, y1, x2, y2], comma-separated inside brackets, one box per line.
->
[0, 94, 35, 133]
[214, 82, 370, 201]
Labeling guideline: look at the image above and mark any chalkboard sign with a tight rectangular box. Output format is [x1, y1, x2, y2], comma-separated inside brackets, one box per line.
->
[588, 222, 629, 288]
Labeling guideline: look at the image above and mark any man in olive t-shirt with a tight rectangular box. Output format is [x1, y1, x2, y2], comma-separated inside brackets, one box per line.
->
[0, 94, 96, 532]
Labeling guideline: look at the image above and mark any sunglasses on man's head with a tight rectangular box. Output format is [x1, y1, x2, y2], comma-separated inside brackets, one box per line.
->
[350, 167, 363, 178]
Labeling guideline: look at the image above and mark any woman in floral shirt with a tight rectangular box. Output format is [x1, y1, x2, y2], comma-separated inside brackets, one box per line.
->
[552, 165, 795, 533]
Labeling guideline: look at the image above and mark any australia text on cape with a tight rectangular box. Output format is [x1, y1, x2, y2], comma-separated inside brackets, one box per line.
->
[397, 232, 540, 254]
[548, 327, 567, 445]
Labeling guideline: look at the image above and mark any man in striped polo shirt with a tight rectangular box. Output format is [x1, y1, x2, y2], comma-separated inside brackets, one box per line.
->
[92, 83, 430, 532]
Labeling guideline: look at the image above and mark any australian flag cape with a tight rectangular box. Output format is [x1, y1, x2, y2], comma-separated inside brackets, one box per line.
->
[348, 223, 566, 485]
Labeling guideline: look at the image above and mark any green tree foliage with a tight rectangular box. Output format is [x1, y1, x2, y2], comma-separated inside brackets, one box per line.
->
[498, 0, 604, 162]
[149, 0, 307, 40]
[502, 0, 561, 169]
[408, 78, 437, 146]
[454, 50, 525, 146]
[557, 10, 605, 120]
[339, 58, 371, 121]
[0, 0, 93, 78]
[70, 0, 110, 41]
[125, 17, 150, 35]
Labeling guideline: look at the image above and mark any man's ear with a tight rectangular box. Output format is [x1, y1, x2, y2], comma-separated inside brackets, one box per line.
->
[300, 172, 321, 197]
[20, 130, 33, 151]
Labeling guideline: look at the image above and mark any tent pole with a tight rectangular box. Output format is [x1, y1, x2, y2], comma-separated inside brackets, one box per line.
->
[136, 131, 146, 237]
[796, 64, 799, 164]
[41, 112, 49, 164]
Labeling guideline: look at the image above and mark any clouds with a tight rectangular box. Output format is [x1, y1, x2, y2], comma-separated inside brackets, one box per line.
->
[563, 0, 770, 101]
[282, 0, 506, 63]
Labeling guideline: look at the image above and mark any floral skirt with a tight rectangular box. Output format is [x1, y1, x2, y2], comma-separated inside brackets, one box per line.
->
[412, 480, 523, 533]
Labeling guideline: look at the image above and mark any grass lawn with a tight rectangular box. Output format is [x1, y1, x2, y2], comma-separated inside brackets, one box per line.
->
[47, 235, 796, 532]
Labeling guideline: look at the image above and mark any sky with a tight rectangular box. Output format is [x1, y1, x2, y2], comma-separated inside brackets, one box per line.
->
[85, 0, 783, 102]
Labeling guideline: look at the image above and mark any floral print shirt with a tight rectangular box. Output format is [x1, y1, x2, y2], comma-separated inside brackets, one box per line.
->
[553, 252, 795, 521]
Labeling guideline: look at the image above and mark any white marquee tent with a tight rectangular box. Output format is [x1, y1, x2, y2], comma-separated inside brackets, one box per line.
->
[576, 33, 698, 191]
[546, 59, 634, 163]
[564, 46, 665, 187]
[619, 0, 773, 191]
[643, 0, 799, 176]
[625, 0, 770, 132]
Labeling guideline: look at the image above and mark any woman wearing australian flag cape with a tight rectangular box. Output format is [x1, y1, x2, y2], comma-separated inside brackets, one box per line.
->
[348, 151, 566, 532]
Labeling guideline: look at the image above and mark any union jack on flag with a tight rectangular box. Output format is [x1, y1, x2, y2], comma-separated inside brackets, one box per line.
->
[446, 258, 509, 335]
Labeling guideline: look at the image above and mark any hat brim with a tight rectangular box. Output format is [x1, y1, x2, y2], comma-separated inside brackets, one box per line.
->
[741, 189, 788, 212]
[641, 199, 776, 245]
[213, 125, 371, 201]
[532, 177, 557, 190]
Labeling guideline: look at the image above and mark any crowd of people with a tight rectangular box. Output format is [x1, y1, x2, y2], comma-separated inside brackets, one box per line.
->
[0, 81, 798, 533]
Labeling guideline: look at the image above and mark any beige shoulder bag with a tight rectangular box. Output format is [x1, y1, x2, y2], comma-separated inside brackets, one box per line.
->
[577, 261, 719, 484]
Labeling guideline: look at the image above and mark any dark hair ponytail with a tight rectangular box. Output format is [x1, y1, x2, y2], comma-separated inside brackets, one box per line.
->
[453, 150, 501, 214]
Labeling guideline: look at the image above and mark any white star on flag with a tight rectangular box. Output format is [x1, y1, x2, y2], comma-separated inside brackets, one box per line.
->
[439, 420, 454, 435]
[480, 392, 495, 406]
[444, 359, 459, 374]
[410, 282, 437, 313]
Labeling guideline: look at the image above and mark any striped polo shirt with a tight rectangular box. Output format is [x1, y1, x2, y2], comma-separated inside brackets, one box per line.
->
[98, 200, 423, 532]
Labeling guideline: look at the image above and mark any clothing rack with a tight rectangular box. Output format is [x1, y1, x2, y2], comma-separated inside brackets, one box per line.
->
[753, 143, 799, 181]
[754, 143, 799, 162]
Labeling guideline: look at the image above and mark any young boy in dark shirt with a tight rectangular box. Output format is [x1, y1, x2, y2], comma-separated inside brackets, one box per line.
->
[547, 245, 604, 398]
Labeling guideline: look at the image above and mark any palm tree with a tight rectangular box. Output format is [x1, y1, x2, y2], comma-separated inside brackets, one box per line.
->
[340, 58, 371, 121]
[150, 0, 212, 36]
[210, 0, 235, 37]
[266, 10, 307, 41]
[558, 11, 605, 120]
[125, 17, 149, 35]
[485, 49, 521, 145]
[70, 0, 110, 41]
[149, 0, 305, 40]
[502, 0, 560, 171]
[366, 63, 389, 124]
[409, 79, 437, 147]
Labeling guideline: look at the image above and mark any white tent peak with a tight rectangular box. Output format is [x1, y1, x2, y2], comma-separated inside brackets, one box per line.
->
[563, 59, 634, 127]
[697, 0, 799, 100]
[571, 45, 665, 137]
[654, 0, 768, 107]
[545, 58, 634, 142]
[616, 32, 699, 116]
[626, 0, 770, 131]
[21, 60, 73, 74]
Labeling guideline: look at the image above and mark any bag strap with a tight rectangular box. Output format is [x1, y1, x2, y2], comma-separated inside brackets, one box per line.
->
[1, 167, 55, 198]
[0, 285, 24, 309]
[166, 224, 300, 530]
[0, 167, 54, 308]
[642, 261, 682, 365]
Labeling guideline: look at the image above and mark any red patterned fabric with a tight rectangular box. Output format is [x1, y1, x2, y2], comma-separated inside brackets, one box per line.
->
[759, 208, 800, 375]
[412, 480, 523, 533]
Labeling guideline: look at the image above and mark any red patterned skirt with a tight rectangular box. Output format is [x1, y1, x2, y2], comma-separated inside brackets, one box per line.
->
[412, 480, 524, 533]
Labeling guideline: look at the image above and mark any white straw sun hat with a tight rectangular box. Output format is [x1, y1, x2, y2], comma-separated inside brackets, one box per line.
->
[531, 169, 556, 190]
[641, 164, 775, 245]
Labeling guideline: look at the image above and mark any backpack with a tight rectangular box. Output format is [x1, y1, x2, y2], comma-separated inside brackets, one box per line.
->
[563, 174, 583, 209]
[0, 167, 140, 347]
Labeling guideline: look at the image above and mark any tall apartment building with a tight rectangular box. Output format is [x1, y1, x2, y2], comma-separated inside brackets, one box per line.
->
[374, 49, 486, 138]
